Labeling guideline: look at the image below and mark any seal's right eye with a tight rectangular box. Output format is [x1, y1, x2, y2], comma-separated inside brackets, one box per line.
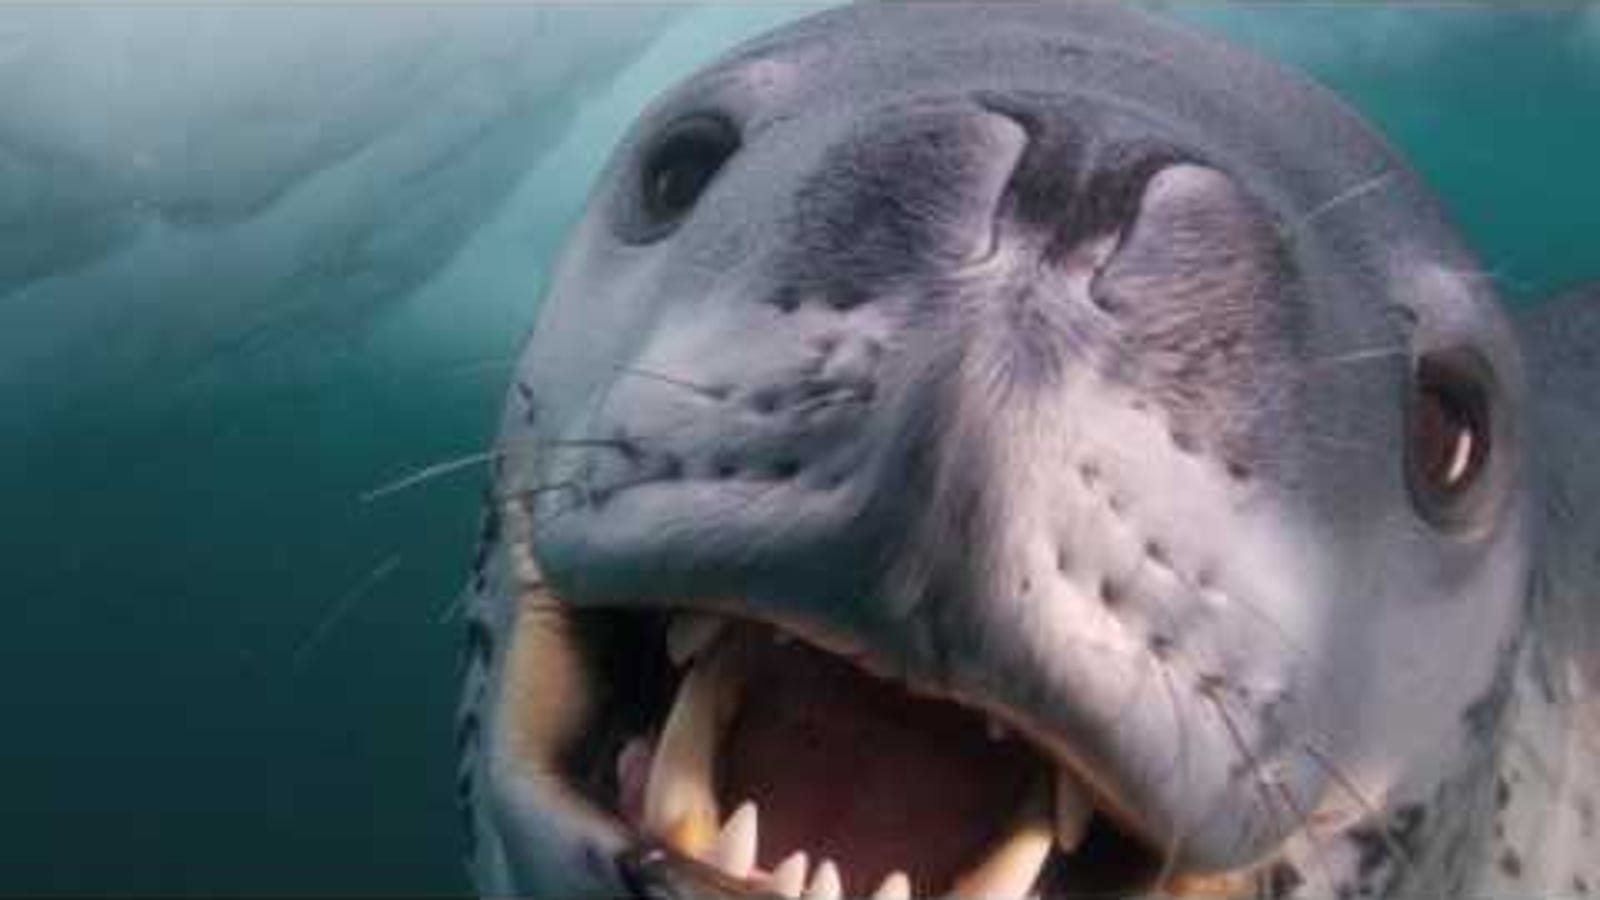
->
[639, 115, 739, 230]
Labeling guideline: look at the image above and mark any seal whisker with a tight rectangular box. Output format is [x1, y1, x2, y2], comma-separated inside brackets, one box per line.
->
[1303, 433, 1387, 455]
[363, 438, 631, 504]
[1241, 346, 1407, 420]
[1283, 170, 1397, 236]
[410, 355, 519, 383]
[1436, 263, 1533, 295]
[1152, 659, 1196, 892]
[1298, 738, 1417, 876]
[290, 554, 403, 672]
[437, 590, 469, 626]
[362, 450, 506, 503]
[1109, 554, 1188, 712]
[1205, 691, 1339, 897]
[1203, 691, 1293, 844]
[1269, 767, 1341, 900]
[1108, 563, 1272, 894]
[1301, 346, 1408, 371]
[1117, 551, 1327, 890]
[615, 365, 729, 400]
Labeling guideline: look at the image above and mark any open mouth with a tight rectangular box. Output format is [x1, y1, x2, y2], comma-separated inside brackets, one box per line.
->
[510, 592, 1168, 899]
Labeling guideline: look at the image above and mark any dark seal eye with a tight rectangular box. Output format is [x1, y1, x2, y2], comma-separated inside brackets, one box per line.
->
[1408, 353, 1492, 526]
[640, 115, 739, 228]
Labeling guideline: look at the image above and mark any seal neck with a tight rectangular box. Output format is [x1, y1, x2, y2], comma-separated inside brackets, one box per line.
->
[1259, 618, 1598, 899]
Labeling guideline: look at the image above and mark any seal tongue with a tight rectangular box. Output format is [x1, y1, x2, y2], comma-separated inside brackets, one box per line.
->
[719, 635, 1042, 891]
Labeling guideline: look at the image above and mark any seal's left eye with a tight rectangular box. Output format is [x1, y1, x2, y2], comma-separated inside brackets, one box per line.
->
[641, 115, 739, 227]
[1408, 353, 1492, 525]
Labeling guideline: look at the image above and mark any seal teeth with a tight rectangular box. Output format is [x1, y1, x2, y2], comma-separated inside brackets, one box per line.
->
[872, 871, 912, 900]
[949, 779, 1054, 899]
[1054, 768, 1094, 853]
[804, 859, 844, 900]
[768, 851, 810, 898]
[709, 800, 760, 879]
[642, 634, 740, 857]
[666, 613, 728, 666]
[640, 619, 1096, 897]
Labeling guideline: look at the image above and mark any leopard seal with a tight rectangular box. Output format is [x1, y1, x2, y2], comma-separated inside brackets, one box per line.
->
[453, 4, 1600, 897]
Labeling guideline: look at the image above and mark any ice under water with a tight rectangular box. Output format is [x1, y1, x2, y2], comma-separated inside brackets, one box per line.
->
[0, 5, 1595, 895]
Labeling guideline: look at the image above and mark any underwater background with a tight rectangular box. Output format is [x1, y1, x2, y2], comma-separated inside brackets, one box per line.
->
[1, 4, 1595, 895]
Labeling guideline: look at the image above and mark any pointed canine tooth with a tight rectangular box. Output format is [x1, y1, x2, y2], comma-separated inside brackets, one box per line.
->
[1054, 769, 1093, 852]
[710, 801, 759, 878]
[872, 871, 911, 900]
[950, 786, 1053, 899]
[667, 614, 727, 666]
[643, 645, 740, 856]
[804, 859, 843, 900]
[770, 852, 809, 898]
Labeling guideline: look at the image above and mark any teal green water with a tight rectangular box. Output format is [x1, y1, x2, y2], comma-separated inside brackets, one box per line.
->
[0, 6, 1594, 895]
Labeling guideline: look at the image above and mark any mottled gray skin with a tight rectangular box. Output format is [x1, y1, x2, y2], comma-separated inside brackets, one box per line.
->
[456, 4, 1600, 897]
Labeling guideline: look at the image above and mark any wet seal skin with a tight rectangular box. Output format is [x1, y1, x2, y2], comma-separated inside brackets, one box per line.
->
[455, 4, 1600, 898]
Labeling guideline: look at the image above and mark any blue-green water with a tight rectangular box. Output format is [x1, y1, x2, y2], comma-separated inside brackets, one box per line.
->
[0, 5, 1594, 895]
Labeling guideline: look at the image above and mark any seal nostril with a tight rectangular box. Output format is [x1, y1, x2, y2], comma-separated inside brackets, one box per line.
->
[1170, 428, 1199, 454]
[1226, 460, 1252, 481]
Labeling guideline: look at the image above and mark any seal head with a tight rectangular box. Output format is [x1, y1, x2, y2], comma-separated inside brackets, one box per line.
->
[458, 5, 1537, 897]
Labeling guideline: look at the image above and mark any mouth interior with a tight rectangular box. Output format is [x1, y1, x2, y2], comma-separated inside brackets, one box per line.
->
[718, 633, 1042, 889]
[540, 605, 1162, 898]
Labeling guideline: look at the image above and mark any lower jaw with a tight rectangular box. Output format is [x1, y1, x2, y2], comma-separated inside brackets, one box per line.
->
[503, 597, 1178, 899]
